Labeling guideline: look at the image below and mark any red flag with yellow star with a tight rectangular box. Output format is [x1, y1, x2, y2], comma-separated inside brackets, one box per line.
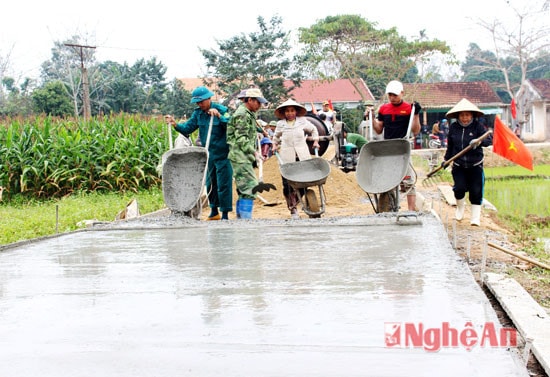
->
[493, 117, 533, 170]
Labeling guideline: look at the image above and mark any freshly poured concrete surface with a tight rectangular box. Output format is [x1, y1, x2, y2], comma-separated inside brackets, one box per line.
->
[0, 215, 529, 376]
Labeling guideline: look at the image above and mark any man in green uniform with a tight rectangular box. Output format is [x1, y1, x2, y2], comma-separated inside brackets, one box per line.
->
[226, 88, 268, 218]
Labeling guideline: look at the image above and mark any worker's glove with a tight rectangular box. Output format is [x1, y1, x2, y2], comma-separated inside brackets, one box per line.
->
[440, 161, 448, 169]
[469, 138, 481, 149]
[413, 101, 422, 115]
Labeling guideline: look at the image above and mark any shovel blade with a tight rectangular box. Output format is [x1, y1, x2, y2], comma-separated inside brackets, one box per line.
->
[252, 182, 277, 194]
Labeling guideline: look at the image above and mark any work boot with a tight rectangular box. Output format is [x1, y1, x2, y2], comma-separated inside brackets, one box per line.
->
[207, 208, 220, 221]
[455, 198, 465, 221]
[470, 204, 481, 226]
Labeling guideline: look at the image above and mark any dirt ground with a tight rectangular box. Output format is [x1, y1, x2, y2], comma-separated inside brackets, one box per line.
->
[201, 145, 550, 313]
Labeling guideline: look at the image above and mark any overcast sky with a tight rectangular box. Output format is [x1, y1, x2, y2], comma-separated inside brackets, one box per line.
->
[0, 0, 541, 82]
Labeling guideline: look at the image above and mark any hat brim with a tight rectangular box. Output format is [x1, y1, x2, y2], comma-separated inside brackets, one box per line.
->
[190, 96, 211, 104]
[446, 111, 484, 119]
[274, 106, 307, 119]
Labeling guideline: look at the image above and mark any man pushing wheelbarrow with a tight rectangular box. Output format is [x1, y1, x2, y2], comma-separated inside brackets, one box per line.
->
[369, 80, 421, 212]
[271, 99, 329, 219]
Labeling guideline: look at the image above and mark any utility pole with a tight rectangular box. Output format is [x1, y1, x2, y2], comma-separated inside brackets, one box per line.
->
[65, 43, 96, 120]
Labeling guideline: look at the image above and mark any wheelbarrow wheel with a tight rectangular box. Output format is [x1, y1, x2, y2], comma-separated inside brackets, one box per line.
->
[377, 192, 391, 213]
[305, 188, 320, 213]
[377, 189, 398, 213]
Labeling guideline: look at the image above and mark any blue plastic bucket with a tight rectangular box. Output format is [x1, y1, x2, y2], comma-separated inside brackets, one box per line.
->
[237, 198, 254, 219]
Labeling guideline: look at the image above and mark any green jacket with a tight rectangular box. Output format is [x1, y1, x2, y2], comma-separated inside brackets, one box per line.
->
[346, 133, 368, 150]
[174, 102, 230, 161]
[227, 104, 257, 164]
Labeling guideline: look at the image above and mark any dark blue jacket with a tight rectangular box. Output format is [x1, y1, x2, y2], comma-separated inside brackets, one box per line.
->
[444, 120, 492, 168]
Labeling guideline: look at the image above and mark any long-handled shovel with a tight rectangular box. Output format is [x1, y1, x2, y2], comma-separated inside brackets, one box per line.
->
[252, 135, 277, 194]
[423, 130, 492, 186]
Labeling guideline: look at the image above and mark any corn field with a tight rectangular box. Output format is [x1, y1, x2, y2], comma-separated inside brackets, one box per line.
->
[0, 114, 171, 199]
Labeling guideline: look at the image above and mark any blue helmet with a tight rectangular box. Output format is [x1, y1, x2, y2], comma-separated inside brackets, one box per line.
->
[190, 86, 214, 104]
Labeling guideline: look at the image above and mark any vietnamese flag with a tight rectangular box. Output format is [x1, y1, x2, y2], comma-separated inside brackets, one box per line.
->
[493, 117, 533, 170]
[511, 98, 517, 119]
[328, 99, 334, 111]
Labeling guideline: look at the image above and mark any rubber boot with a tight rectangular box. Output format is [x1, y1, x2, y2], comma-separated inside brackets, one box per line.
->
[235, 199, 241, 219]
[455, 198, 465, 221]
[238, 199, 254, 219]
[221, 211, 229, 220]
[470, 204, 481, 226]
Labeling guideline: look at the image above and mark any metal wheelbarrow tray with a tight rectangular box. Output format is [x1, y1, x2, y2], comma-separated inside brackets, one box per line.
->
[279, 157, 331, 217]
[162, 146, 208, 213]
[355, 139, 411, 194]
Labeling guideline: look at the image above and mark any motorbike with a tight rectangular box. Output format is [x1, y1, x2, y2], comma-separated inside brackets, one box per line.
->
[428, 134, 442, 149]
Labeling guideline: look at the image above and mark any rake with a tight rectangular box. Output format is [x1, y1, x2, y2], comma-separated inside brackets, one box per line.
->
[422, 130, 492, 186]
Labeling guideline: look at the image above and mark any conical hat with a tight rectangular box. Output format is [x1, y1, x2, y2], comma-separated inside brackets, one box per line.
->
[446, 98, 484, 118]
[274, 99, 307, 119]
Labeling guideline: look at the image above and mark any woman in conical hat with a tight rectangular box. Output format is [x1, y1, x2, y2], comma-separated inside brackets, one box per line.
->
[446, 98, 484, 119]
[272, 99, 320, 219]
[443, 98, 493, 226]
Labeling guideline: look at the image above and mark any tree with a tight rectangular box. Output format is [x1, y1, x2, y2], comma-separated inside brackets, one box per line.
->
[84, 58, 168, 115]
[470, 0, 550, 107]
[41, 37, 97, 118]
[297, 15, 451, 99]
[32, 81, 73, 116]
[0, 76, 35, 116]
[131, 57, 168, 114]
[162, 78, 194, 118]
[199, 16, 302, 106]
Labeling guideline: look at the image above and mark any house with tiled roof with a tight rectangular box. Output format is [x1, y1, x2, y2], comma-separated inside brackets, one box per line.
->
[400, 81, 506, 129]
[516, 78, 550, 142]
[284, 78, 375, 111]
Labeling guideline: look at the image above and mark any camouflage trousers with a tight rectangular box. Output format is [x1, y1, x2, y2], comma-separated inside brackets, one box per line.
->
[230, 161, 258, 199]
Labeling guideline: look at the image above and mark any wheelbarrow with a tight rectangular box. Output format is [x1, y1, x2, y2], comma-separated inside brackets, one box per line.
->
[355, 138, 411, 214]
[355, 104, 419, 224]
[276, 153, 331, 218]
[162, 146, 207, 216]
[161, 116, 214, 218]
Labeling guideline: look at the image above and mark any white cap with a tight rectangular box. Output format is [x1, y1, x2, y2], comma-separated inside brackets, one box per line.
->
[385, 80, 404, 95]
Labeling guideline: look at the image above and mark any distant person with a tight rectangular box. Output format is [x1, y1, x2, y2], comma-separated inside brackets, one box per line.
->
[313, 101, 336, 133]
[514, 123, 522, 139]
[421, 123, 430, 148]
[226, 88, 268, 219]
[440, 119, 449, 147]
[272, 99, 320, 219]
[432, 120, 441, 137]
[442, 98, 493, 226]
[164, 86, 233, 221]
[342, 124, 368, 150]
[267, 120, 277, 138]
[372, 80, 421, 211]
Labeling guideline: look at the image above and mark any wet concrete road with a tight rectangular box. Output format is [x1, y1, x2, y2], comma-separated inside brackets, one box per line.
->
[0, 215, 529, 376]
